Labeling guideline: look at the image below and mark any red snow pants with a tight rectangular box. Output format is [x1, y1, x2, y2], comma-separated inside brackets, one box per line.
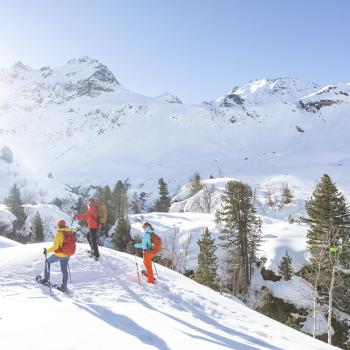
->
[143, 251, 156, 284]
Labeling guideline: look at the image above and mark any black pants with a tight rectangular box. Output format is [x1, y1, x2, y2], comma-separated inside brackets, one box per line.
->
[87, 228, 99, 258]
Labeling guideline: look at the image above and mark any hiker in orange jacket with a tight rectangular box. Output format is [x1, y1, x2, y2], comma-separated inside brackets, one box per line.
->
[74, 198, 100, 260]
[134, 222, 156, 284]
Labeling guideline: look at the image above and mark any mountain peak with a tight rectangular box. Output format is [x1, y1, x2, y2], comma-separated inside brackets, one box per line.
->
[12, 61, 32, 71]
[66, 56, 101, 66]
[214, 77, 319, 107]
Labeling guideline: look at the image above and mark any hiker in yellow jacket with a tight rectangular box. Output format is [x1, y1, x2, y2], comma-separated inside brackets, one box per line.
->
[39, 220, 75, 291]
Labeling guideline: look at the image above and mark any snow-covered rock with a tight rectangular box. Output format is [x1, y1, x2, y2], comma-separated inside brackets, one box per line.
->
[300, 83, 350, 112]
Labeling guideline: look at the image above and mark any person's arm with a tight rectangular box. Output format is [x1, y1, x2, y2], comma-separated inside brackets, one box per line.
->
[74, 213, 87, 221]
[134, 229, 152, 250]
[143, 231, 152, 250]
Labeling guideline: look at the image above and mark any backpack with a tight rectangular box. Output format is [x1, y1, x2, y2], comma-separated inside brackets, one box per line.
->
[55, 230, 76, 256]
[97, 203, 107, 224]
[150, 232, 162, 254]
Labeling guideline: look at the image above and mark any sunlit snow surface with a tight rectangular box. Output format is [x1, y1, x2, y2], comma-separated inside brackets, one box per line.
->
[0, 243, 337, 350]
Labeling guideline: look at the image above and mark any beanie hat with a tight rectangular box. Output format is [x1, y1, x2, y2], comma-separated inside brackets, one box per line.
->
[57, 219, 66, 228]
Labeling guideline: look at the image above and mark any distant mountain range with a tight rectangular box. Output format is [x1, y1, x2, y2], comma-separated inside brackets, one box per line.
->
[0, 57, 349, 201]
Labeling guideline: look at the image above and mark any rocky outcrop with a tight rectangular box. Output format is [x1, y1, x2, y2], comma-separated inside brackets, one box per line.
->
[300, 99, 339, 112]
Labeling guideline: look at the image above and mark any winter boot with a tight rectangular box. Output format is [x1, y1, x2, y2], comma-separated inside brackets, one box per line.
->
[57, 284, 67, 292]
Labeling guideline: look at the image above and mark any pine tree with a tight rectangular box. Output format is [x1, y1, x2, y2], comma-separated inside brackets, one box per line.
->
[111, 180, 128, 220]
[5, 184, 27, 234]
[32, 212, 44, 242]
[216, 180, 262, 294]
[190, 172, 203, 196]
[281, 184, 293, 205]
[302, 174, 350, 345]
[130, 192, 141, 214]
[112, 216, 131, 251]
[278, 251, 294, 281]
[302, 174, 350, 267]
[154, 178, 171, 212]
[195, 227, 218, 290]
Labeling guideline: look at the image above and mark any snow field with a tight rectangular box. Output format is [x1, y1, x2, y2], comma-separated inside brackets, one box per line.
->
[0, 242, 337, 350]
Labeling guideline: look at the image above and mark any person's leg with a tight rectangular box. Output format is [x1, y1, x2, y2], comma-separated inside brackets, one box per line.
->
[143, 252, 155, 283]
[86, 230, 92, 251]
[103, 224, 108, 237]
[44, 254, 60, 281]
[59, 257, 70, 289]
[90, 228, 100, 258]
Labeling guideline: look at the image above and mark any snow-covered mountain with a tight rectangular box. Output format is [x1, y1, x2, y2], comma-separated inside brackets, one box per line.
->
[0, 241, 337, 350]
[1, 57, 350, 197]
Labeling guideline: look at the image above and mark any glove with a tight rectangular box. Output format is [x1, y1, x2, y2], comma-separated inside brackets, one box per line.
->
[134, 242, 143, 249]
[43, 248, 47, 255]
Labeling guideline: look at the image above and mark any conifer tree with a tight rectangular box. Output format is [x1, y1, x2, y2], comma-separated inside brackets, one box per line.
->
[32, 212, 44, 242]
[190, 172, 203, 196]
[130, 192, 141, 214]
[154, 178, 171, 212]
[302, 174, 350, 344]
[303, 174, 350, 267]
[216, 180, 262, 294]
[278, 251, 294, 281]
[5, 184, 27, 234]
[195, 227, 218, 290]
[281, 184, 293, 205]
[111, 180, 128, 220]
[112, 216, 131, 251]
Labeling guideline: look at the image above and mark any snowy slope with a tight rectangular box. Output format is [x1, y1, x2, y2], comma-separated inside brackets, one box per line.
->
[0, 235, 21, 248]
[0, 242, 337, 350]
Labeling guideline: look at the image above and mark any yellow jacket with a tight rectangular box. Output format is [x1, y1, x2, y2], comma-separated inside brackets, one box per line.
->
[47, 227, 71, 257]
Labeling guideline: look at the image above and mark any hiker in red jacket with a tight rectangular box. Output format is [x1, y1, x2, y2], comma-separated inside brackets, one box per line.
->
[74, 198, 100, 260]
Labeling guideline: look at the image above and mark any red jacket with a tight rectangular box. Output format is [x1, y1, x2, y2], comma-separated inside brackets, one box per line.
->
[75, 204, 99, 229]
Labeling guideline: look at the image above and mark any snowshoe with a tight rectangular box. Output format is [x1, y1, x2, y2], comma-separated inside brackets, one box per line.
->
[36, 275, 50, 286]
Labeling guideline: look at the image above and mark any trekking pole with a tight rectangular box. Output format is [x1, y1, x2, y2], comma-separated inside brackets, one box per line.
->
[68, 262, 72, 282]
[153, 261, 159, 278]
[44, 250, 52, 295]
[134, 253, 141, 285]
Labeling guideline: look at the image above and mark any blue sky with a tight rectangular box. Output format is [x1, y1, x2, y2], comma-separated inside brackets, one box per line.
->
[0, 0, 349, 102]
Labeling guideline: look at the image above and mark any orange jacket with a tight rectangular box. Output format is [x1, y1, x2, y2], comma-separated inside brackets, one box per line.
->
[75, 204, 99, 229]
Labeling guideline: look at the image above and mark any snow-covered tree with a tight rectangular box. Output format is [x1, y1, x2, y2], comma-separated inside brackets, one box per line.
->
[190, 172, 203, 196]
